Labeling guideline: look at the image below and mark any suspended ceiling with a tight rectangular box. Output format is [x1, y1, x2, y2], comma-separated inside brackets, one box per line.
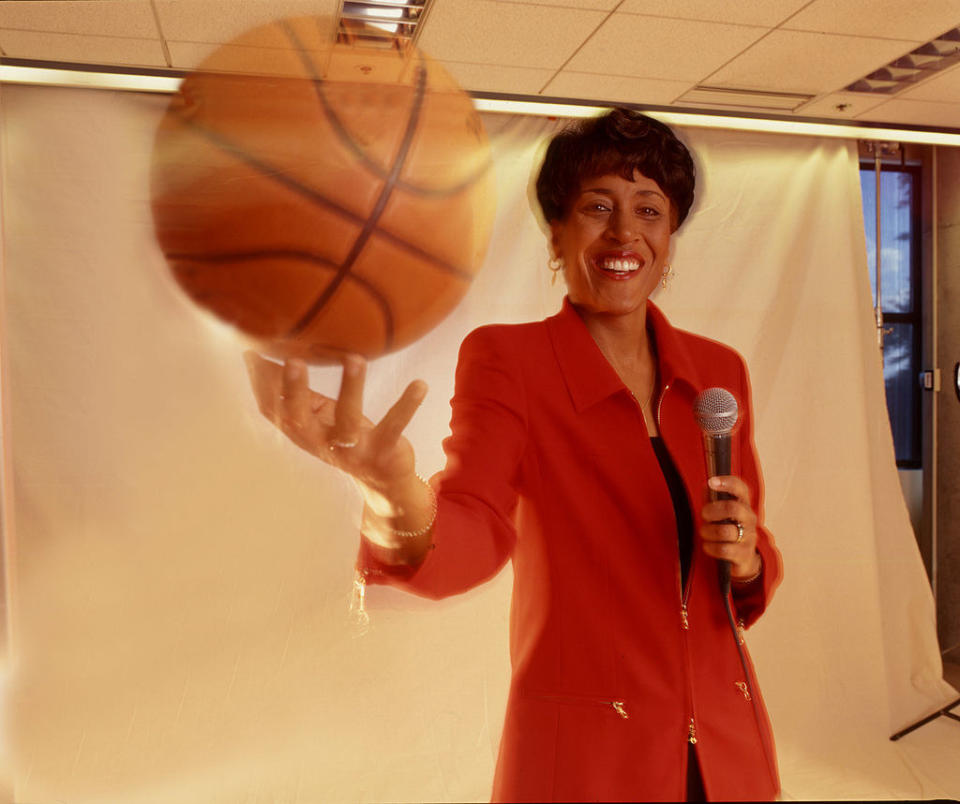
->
[0, 0, 958, 131]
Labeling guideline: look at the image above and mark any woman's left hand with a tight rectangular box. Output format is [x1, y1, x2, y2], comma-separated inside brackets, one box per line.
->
[699, 475, 762, 580]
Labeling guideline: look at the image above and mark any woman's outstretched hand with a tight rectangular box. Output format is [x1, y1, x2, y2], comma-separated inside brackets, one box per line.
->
[244, 352, 435, 560]
[699, 475, 762, 581]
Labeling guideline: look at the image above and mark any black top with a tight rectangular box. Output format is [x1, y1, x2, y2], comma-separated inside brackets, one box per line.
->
[650, 436, 694, 590]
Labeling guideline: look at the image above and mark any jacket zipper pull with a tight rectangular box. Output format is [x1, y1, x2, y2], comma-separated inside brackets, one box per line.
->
[688, 717, 698, 744]
[681, 602, 689, 630]
[656, 383, 670, 428]
[610, 701, 629, 719]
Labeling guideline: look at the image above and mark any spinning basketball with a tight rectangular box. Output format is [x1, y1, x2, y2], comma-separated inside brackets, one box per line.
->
[151, 16, 494, 363]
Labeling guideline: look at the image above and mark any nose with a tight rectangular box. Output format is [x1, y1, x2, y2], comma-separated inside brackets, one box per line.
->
[606, 208, 635, 243]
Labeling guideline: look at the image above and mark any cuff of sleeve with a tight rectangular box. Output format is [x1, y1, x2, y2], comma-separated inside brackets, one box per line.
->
[731, 553, 763, 590]
[731, 530, 780, 626]
[356, 535, 425, 586]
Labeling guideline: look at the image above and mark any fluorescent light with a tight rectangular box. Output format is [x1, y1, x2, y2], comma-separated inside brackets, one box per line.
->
[658, 111, 960, 146]
[3, 63, 958, 147]
[473, 97, 960, 146]
[472, 99, 601, 119]
[0, 64, 180, 93]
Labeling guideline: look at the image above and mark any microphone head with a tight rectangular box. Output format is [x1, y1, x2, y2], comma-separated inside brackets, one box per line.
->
[693, 387, 739, 435]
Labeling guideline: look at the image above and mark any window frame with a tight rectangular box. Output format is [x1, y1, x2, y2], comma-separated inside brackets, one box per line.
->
[860, 161, 922, 469]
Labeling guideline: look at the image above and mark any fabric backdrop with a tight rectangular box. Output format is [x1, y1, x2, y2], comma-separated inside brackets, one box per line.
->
[1, 84, 957, 802]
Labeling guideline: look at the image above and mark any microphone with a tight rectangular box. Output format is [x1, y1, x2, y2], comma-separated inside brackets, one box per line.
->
[693, 388, 739, 595]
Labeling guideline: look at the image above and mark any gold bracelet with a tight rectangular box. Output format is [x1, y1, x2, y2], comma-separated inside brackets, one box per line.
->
[389, 473, 437, 539]
[732, 561, 763, 585]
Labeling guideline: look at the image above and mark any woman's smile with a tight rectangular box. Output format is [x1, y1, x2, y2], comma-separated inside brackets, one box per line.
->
[592, 249, 645, 279]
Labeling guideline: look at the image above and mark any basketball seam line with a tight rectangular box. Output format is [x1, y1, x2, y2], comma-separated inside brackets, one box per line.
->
[284, 26, 431, 346]
[168, 249, 395, 341]
[285, 19, 493, 199]
[170, 115, 475, 283]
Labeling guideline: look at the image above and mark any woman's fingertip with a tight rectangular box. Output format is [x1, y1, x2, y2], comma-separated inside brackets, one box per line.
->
[285, 360, 303, 381]
[343, 354, 364, 377]
[708, 477, 723, 489]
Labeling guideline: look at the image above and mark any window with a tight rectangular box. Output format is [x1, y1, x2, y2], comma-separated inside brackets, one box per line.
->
[860, 164, 921, 468]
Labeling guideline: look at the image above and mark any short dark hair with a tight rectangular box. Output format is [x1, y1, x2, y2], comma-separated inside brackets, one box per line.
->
[535, 108, 696, 230]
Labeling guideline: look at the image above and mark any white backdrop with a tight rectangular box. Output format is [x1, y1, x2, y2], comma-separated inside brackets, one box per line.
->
[1, 84, 958, 802]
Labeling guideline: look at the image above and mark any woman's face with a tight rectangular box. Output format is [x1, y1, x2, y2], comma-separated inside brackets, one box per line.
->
[550, 170, 673, 320]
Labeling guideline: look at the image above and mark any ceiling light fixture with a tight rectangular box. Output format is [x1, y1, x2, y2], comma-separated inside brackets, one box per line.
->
[337, 0, 432, 50]
[677, 86, 813, 112]
[472, 98, 960, 147]
[2, 63, 959, 147]
[845, 24, 960, 94]
[0, 64, 180, 93]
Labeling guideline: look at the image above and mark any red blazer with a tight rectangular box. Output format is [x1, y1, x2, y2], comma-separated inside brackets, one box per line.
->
[360, 299, 783, 802]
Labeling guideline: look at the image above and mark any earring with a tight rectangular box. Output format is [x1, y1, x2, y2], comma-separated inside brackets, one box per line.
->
[548, 256, 564, 286]
[661, 264, 674, 289]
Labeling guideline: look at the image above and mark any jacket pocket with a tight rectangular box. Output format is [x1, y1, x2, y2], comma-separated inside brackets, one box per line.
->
[524, 691, 630, 719]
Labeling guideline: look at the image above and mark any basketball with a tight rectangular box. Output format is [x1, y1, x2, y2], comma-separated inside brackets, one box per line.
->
[151, 17, 495, 363]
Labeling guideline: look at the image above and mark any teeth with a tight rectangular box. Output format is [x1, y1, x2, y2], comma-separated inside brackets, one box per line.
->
[602, 258, 640, 273]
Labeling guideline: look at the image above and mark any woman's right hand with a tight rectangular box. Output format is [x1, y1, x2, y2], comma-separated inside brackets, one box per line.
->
[244, 352, 435, 554]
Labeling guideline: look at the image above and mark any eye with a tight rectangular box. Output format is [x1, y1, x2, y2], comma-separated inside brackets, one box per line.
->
[637, 206, 662, 218]
[582, 200, 611, 214]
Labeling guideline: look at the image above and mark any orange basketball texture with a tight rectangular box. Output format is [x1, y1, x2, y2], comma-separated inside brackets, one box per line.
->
[151, 17, 495, 363]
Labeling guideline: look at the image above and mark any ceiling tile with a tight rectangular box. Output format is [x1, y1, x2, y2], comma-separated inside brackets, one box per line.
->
[703, 30, 920, 95]
[167, 40, 325, 74]
[898, 63, 960, 104]
[155, 0, 338, 45]
[565, 14, 766, 81]
[857, 98, 960, 127]
[418, 0, 607, 69]
[167, 40, 216, 70]
[0, 0, 157, 39]
[543, 71, 693, 105]
[489, 0, 619, 9]
[783, 0, 960, 43]
[0, 29, 167, 67]
[794, 91, 889, 120]
[437, 61, 556, 94]
[618, 0, 807, 27]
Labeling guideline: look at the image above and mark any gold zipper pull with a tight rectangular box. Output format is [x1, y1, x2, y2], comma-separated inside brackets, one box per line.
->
[735, 681, 752, 702]
[688, 717, 697, 744]
[681, 603, 689, 630]
[611, 701, 629, 719]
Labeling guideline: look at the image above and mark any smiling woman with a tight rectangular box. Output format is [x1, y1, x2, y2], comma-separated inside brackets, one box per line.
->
[246, 107, 782, 802]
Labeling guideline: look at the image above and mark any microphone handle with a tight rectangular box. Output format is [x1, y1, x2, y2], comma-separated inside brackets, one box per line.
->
[703, 433, 735, 594]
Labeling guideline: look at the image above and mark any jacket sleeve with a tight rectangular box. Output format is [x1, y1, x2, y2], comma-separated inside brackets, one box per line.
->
[357, 326, 528, 600]
[731, 354, 783, 627]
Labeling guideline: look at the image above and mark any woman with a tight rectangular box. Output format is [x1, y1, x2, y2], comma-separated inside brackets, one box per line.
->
[246, 108, 782, 801]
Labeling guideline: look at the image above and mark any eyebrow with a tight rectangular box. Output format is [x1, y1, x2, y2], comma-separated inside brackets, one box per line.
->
[581, 187, 667, 202]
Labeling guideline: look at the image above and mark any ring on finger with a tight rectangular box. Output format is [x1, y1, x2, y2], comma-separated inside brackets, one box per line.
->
[329, 437, 359, 451]
[735, 521, 745, 543]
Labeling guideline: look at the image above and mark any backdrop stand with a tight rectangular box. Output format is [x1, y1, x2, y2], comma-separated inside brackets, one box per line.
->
[890, 697, 960, 740]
